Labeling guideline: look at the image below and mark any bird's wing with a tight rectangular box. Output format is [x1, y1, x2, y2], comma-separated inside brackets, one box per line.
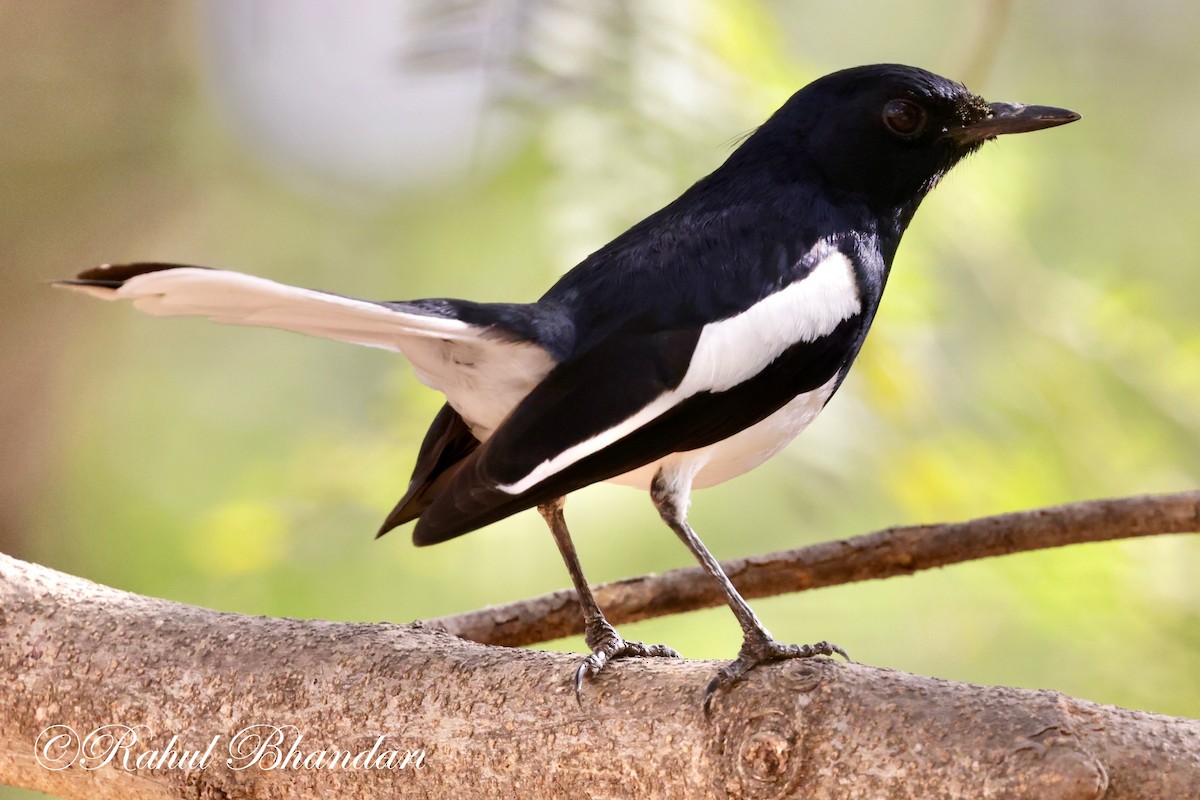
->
[56, 263, 562, 439]
[405, 248, 866, 544]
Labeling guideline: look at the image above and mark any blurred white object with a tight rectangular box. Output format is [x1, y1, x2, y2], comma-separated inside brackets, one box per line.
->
[199, 0, 516, 193]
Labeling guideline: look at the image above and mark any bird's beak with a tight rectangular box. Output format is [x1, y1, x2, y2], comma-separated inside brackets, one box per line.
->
[948, 102, 1080, 146]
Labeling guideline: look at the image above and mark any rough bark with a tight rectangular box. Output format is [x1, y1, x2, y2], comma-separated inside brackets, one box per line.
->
[434, 492, 1200, 647]
[2, 552, 1197, 799]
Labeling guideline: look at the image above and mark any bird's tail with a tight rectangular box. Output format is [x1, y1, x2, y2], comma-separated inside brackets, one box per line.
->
[55, 263, 493, 352]
[57, 262, 578, 539]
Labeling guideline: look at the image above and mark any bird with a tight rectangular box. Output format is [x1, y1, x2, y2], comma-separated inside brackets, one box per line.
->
[56, 64, 1078, 708]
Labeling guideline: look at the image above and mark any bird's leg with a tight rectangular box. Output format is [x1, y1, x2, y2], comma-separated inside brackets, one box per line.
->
[537, 499, 680, 701]
[649, 472, 847, 713]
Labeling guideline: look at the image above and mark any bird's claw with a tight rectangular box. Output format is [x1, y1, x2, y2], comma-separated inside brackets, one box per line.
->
[702, 638, 849, 716]
[573, 629, 680, 705]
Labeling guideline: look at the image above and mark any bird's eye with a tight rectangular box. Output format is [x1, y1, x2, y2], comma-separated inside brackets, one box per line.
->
[882, 99, 927, 138]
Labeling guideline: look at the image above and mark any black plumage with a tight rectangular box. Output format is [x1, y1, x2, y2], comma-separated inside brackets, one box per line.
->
[56, 64, 1078, 705]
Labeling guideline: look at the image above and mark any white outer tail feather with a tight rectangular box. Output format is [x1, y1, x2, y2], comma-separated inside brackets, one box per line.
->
[59, 267, 556, 440]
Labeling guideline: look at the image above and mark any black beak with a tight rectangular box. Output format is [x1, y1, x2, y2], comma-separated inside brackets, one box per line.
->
[948, 102, 1080, 146]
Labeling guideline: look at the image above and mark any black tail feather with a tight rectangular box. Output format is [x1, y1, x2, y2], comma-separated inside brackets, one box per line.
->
[377, 403, 480, 539]
[69, 262, 214, 286]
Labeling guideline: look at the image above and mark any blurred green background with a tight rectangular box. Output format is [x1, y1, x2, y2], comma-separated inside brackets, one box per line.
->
[3, 2, 1199, 794]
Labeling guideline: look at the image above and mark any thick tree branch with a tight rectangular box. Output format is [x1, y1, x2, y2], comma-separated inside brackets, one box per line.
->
[433, 492, 1200, 647]
[2, 552, 1197, 800]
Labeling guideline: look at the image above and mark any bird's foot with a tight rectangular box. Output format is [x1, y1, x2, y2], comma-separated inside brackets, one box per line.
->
[573, 619, 680, 703]
[703, 636, 849, 715]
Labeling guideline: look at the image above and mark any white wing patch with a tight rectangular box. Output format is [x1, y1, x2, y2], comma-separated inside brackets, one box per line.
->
[59, 268, 556, 439]
[497, 249, 861, 495]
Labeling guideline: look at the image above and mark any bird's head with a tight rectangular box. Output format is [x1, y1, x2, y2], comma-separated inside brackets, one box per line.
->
[751, 64, 1079, 223]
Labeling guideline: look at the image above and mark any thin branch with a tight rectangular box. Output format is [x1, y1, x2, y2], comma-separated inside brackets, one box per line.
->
[432, 491, 1200, 647]
[2, 553, 1197, 799]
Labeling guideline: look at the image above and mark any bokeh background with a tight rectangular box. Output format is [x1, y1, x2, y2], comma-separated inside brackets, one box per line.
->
[3, 2, 1199, 794]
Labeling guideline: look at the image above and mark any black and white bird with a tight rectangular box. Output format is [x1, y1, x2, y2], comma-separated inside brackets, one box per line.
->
[57, 64, 1078, 705]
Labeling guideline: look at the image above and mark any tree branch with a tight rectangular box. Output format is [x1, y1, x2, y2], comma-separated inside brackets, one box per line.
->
[2, 552, 1197, 799]
[432, 492, 1200, 647]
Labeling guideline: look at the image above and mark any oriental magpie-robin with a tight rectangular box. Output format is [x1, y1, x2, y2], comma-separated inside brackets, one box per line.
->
[57, 64, 1078, 707]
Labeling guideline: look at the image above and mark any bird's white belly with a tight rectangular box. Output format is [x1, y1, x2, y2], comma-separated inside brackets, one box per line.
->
[607, 374, 839, 491]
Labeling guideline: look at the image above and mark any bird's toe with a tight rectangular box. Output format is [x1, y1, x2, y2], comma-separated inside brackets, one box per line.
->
[572, 629, 681, 704]
[703, 637, 849, 715]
